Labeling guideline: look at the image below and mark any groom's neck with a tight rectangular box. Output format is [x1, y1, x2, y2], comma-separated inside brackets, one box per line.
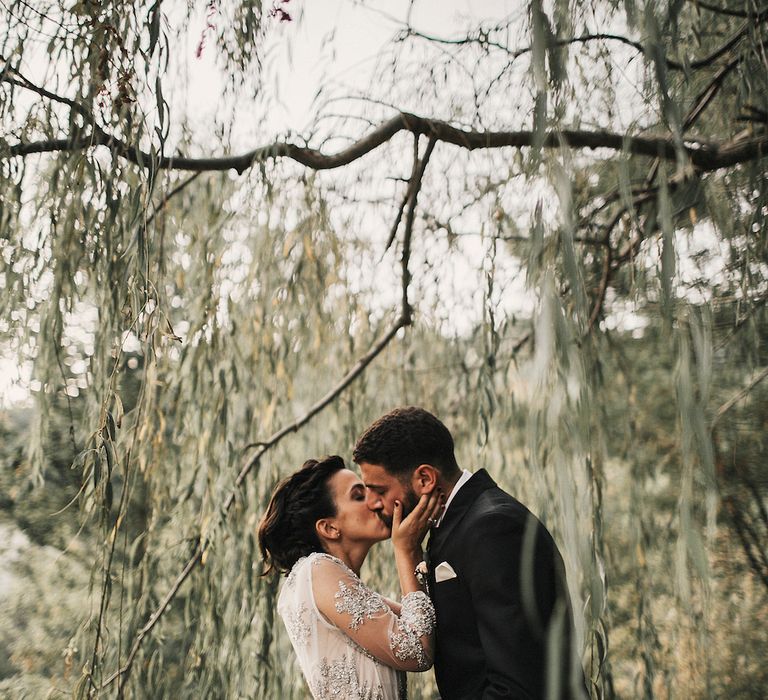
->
[437, 470, 463, 501]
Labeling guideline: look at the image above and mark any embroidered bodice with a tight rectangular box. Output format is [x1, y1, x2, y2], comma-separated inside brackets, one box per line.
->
[277, 552, 435, 700]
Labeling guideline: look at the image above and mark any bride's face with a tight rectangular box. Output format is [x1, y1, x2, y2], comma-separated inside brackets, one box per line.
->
[327, 468, 391, 544]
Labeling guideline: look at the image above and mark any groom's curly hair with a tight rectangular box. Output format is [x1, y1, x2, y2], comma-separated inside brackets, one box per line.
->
[257, 455, 345, 576]
[352, 406, 460, 479]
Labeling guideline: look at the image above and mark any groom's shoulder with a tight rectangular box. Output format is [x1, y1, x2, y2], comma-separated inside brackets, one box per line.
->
[469, 481, 536, 527]
[466, 479, 558, 543]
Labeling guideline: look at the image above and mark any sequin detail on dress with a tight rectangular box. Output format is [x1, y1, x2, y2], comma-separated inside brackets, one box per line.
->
[278, 552, 430, 699]
[285, 602, 311, 646]
[334, 578, 389, 630]
[389, 591, 435, 670]
[312, 655, 385, 700]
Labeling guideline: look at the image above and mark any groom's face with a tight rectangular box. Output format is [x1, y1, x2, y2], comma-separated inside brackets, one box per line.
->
[359, 462, 419, 531]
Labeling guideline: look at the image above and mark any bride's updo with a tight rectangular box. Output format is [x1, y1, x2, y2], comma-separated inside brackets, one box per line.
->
[258, 455, 345, 575]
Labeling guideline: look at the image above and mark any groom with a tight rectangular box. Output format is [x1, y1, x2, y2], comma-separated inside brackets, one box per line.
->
[354, 406, 587, 700]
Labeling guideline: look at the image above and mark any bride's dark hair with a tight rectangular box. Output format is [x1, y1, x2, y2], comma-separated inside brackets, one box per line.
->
[258, 455, 346, 576]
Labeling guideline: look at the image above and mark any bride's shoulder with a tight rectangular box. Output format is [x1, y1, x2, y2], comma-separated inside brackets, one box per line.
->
[306, 552, 355, 576]
[288, 552, 355, 580]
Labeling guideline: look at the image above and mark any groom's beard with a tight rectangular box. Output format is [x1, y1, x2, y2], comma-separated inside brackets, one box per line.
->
[378, 489, 419, 530]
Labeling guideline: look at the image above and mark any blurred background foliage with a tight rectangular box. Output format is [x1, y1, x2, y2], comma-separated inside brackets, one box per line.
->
[1, 0, 767, 698]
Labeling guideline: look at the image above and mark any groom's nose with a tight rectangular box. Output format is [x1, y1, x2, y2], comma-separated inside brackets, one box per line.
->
[365, 489, 382, 511]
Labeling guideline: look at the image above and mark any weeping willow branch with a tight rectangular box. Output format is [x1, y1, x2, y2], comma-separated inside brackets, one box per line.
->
[399, 27, 651, 63]
[106, 311, 413, 691]
[103, 147, 431, 691]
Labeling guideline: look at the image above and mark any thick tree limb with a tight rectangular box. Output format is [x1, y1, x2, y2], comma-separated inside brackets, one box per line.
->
[3, 69, 766, 171]
[5, 113, 767, 174]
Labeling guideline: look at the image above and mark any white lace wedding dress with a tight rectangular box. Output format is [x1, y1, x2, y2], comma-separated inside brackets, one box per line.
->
[278, 552, 436, 699]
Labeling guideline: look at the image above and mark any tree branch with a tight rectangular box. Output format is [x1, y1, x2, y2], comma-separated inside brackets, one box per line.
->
[687, 0, 768, 18]
[145, 171, 203, 228]
[6, 112, 767, 174]
[383, 136, 421, 254]
[682, 13, 767, 70]
[399, 21, 766, 72]
[683, 58, 741, 130]
[711, 366, 768, 429]
[399, 136, 436, 320]
[1, 67, 95, 123]
[588, 211, 622, 331]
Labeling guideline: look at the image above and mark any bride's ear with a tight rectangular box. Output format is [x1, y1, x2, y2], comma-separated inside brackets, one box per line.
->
[316, 518, 340, 541]
[413, 464, 438, 495]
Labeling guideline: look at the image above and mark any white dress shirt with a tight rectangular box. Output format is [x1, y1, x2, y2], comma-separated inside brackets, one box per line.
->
[434, 469, 473, 528]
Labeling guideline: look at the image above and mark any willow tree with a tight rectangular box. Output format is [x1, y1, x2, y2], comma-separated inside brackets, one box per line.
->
[1, 0, 767, 697]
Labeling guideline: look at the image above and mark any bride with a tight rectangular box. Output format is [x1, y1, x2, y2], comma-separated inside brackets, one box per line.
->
[258, 455, 442, 699]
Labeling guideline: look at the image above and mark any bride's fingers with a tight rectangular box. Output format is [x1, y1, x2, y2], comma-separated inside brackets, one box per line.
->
[405, 491, 441, 531]
[419, 491, 442, 517]
[392, 499, 403, 531]
[404, 493, 428, 519]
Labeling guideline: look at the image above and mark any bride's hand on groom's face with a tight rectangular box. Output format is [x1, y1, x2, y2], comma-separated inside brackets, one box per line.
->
[391, 490, 444, 553]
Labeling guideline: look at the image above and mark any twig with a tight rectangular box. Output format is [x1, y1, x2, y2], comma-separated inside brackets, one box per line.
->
[144, 171, 203, 228]
[711, 366, 768, 429]
[683, 58, 740, 130]
[400, 16, 768, 72]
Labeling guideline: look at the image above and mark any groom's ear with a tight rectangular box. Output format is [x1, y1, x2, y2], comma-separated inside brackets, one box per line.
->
[412, 464, 438, 495]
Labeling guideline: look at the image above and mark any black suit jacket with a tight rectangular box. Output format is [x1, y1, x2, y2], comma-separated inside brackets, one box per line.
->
[427, 470, 586, 700]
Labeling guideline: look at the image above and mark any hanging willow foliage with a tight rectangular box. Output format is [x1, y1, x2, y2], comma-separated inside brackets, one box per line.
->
[1, 0, 767, 698]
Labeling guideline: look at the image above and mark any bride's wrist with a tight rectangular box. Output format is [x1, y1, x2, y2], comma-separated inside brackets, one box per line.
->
[394, 543, 422, 561]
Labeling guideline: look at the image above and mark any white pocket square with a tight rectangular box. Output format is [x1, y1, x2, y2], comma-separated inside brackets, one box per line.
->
[434, 561, 458, 583]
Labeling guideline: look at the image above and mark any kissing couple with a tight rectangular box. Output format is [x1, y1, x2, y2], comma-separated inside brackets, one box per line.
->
[258, 407, 588, 699]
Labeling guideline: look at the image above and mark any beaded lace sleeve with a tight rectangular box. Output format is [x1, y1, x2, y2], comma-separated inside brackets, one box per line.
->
[311, 554, 435, 672]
